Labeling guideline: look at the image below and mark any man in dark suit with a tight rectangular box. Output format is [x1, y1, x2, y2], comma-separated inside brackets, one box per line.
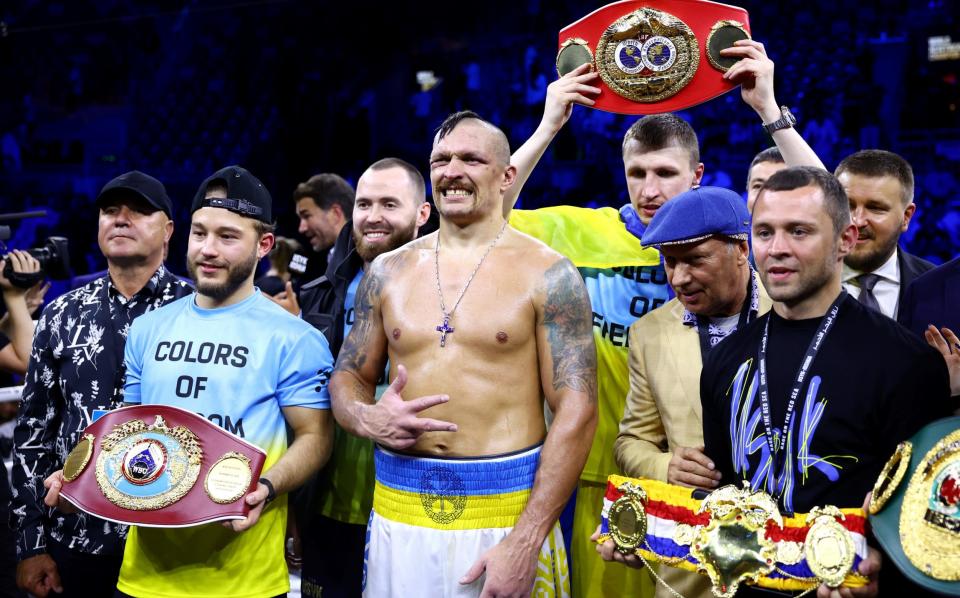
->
[898, 256, 960, 337]
[836, 149, 934, 319]
[900, 257, 960, 399]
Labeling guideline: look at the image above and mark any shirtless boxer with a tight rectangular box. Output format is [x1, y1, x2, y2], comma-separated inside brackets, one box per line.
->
[329, 111, 597, 598]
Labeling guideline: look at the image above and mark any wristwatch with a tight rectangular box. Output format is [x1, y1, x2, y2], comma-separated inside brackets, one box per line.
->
[259, 477, 276, 504]
[762, 105, 797, 135]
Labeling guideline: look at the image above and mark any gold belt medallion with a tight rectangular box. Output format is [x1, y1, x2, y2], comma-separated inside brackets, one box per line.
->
[204, 451, 253, 504]
[868, 441, 912, 515]
[900, 429, 960, 581]
[805, 506, 857, 587]
[705, 20, 750, 72]
[63, 434, 95, 482]
[690, 483, 780, 597]
[595, 7, 700, 103]
[608, 481, 649, 554]
[95, 415, 203, 510]
[556, 37, 593, 76]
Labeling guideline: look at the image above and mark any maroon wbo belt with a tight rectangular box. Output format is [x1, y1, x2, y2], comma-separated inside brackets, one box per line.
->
[60, 405, 266, 527]
[557, 0, 751, 114]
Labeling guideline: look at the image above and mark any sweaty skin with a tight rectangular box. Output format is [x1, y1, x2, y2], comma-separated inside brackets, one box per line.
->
[332, 116, 596, 597]
[337, 227, 593, 456]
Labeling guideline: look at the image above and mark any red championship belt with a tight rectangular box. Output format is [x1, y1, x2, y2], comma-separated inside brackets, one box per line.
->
[59, 405, 266, 528]
[557, 0, 751, 114]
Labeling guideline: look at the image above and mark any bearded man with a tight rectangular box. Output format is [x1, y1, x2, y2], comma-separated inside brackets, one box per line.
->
[836, 150, 933, 319]
[284, 157, 432, 598]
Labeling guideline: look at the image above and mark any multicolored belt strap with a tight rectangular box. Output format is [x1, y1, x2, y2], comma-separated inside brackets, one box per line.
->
[597, 475, 870, 597]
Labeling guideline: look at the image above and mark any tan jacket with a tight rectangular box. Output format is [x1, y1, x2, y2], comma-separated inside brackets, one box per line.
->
[614, 272, 771, 598]
[615, 272, 772, 477]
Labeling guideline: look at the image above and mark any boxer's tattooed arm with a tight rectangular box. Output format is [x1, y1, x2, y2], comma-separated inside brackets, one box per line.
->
[540, 258, 597, 403]
[334, 266, 382, 374]
[333, 252, 404, 376]
[334, 275, 379, 374]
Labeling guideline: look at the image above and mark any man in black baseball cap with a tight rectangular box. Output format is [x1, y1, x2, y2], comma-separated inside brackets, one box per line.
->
[96, 170, 174, 218]
[13, 170, 191, 598]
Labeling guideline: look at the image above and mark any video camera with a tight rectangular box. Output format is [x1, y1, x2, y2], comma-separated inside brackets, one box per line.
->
[0, 211, 71, 288]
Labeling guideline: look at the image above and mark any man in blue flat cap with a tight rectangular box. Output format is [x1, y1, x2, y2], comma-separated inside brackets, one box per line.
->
[597, 186, 773, 598]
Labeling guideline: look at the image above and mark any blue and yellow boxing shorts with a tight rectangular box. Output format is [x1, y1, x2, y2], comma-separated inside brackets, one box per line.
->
[364, 445, 569, 598]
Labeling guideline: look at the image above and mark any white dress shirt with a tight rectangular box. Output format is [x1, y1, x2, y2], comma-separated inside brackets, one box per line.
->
[843, 248, 901, 318]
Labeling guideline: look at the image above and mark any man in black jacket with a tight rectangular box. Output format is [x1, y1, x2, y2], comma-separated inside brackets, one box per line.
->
[273, 157, 431, 597]
[836, 150, 933, 319]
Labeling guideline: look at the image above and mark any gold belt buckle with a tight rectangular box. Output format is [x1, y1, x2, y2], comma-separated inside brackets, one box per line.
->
[608, 481, 648, 554]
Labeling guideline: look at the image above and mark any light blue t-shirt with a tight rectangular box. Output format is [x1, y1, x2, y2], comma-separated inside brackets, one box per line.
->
[120, 289, 332, 597]
[124, 289, 333, 458]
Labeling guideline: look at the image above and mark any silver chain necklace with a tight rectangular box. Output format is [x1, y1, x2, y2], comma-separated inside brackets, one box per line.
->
[433, 220, 507, 347]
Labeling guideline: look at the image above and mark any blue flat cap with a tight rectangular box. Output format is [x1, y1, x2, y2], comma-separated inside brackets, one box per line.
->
[640, 186, 751, 248]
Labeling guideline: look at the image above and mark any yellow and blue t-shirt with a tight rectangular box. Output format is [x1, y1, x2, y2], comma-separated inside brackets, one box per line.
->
[121, 290, 333, 598]
[510, 205, 669, 483]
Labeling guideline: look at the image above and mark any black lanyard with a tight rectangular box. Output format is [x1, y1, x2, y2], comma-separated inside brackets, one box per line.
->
[756, 291, 846, 494]
[695, 274, 755, 358]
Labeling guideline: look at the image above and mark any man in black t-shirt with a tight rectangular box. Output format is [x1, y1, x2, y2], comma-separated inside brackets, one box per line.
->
[701, 167, 950, 597]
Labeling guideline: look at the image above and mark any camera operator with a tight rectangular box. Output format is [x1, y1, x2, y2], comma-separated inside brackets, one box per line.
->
[0, 250, 40, 376]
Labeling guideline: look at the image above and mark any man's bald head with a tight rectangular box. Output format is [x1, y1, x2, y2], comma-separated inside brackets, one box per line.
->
[435, 110, 511, 166]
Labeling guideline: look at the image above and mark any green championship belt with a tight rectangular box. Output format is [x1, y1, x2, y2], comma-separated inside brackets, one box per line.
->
[869, 416, 960, 595]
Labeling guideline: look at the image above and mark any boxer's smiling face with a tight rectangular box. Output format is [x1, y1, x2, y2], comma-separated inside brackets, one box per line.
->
[430, 119, 515, 225]
[838, 171, 914, 273]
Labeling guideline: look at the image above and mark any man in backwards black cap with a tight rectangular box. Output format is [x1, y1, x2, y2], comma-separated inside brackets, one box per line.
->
[41, 165, 335, 598]
[13, 171, 192, 598]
